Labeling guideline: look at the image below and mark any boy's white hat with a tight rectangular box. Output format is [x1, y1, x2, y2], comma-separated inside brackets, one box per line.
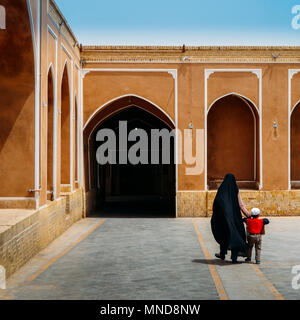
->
[251, 208, 261, 216]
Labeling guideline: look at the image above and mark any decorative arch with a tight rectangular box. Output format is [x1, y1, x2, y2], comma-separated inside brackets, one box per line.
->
[208, 92, 259, 114]
[47, 63, 54, 77]
[206, 93, 260, 190]
[84, 95, 176, 188]
[291, 98, 300, 115]
[83, 95, 177, 217]
[61, 59, 71, 84]
[84, 94, 175, 131]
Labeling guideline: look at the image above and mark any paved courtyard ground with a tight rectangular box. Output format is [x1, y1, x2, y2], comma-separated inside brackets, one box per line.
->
[0, 216, 299, 300]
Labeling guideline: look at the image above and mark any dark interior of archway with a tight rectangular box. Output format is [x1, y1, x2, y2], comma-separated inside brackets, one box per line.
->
[47, 70, 54, 199]
[89, 106, 176, 217]
[291, 103, 300, 189]
[207, 95, 259, 190]
[75, 100, 78, 186]
[61, 67, 70, 185]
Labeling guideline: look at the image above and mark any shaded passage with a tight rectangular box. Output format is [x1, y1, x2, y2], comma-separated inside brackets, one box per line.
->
[85, 104, 176, 217]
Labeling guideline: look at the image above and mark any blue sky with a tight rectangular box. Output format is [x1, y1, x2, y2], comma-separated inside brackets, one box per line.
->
[55, 0, 300, 45]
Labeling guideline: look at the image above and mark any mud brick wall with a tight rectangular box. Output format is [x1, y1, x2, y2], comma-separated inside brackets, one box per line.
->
[0, 188, 84, 277]
[177, 190, 300, 217]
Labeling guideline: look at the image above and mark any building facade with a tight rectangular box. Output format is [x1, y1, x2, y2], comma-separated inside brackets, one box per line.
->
[2, 0, 300, 224]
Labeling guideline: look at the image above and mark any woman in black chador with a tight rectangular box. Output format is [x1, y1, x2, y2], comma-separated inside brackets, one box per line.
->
[211, 173, 250, 263]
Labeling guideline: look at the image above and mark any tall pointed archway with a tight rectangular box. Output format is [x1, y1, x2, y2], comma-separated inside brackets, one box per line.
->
[47, 67, 54, 200]
[74, 97, 79, 189]
[83, 95, 176, 217]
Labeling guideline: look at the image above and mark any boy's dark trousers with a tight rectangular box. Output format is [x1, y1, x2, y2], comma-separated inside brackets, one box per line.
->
[247, 234, 262, 261]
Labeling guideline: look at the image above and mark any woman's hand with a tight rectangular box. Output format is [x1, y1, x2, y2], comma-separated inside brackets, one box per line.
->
[238, 193, 251, 218]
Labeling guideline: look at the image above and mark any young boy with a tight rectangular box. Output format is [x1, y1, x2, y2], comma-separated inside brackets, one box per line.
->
[243, 208, 270, 264]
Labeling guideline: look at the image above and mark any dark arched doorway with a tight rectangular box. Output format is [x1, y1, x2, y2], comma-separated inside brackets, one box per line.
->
[207, 94, 259, 190]
[291, 103, 300, 189]
[74, 97, 79, 189]
[47, 68, 54, 200]
[84, 96, 176, 217]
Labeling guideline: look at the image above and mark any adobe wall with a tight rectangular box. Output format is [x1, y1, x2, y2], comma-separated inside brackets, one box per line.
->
[80, 59, 300, 216]
[2, 1, 300, 220]
[82, 62, 295, 191]
[39, 0, 82, 206]
[0, 0, 85, 278]
[0, 0, 35, 201]
[0, 0, 82, 209]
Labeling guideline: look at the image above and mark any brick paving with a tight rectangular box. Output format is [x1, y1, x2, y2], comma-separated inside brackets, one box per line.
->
[0, 217, 299, 300]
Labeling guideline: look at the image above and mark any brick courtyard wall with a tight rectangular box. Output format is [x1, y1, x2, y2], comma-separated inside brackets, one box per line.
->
[177, 190, 300, 217]
[0, 188, 84, 277]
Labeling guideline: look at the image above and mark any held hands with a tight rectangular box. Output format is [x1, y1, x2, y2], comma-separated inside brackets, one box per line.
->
[244, 211, 251, 218]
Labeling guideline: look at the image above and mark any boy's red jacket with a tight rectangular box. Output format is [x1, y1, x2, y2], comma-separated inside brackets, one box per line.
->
[246, 219, 264, 234]
[243, 217, 270, 234]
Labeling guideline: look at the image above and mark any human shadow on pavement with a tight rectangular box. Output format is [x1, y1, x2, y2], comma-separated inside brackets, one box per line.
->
[192, 259, 245, 266]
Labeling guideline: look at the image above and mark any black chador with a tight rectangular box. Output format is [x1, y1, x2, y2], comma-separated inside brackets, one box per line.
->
[211, 174, 248, 262]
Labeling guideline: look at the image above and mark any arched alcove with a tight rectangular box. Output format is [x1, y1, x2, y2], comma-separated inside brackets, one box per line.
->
[0, 0, 35, 205]
[74, 96, 79, 188]
[61, 64, 71, 189]
[207, 94, 259, 190]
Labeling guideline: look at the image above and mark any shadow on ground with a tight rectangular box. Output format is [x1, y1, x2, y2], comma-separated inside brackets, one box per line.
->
[192, 259, 246, 266]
